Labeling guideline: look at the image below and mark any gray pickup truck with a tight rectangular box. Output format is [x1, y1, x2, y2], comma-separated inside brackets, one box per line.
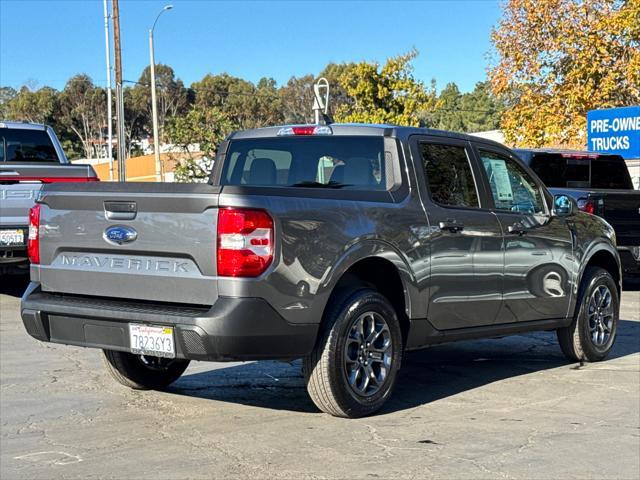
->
[1, 121, 98, 273]
[21, 124, 622, 417]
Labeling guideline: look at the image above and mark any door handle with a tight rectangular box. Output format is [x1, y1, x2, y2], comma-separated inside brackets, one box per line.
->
[508, 223, 527, 236]
[439, 220, 464, 233]
[104, 201, 137, 221]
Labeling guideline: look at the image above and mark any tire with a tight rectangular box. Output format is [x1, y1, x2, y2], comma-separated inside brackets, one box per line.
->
[102, 350, 190, 390]
[303, 288, 403, 418]
[557, 267, 619, 362]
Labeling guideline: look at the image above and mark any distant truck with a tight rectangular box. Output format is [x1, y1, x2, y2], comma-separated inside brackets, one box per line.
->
[0, 122, 98, 273]
[21, 124, 623, 417]
[516, 148, 640, 278]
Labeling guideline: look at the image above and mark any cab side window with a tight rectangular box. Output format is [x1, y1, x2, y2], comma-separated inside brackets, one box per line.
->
[419, 142, 479, 208]
[479, 150, 545, 214]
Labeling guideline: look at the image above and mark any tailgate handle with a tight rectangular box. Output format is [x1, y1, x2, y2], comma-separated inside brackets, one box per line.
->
[104, 201, 137, 220]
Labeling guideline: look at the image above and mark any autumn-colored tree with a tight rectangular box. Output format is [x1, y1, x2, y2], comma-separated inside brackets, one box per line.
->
[334, 50, 436, 126]
[490, 0, 640, 148]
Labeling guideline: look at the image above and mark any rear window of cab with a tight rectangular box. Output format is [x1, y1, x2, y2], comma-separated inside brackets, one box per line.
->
[222, 136, 387, 190]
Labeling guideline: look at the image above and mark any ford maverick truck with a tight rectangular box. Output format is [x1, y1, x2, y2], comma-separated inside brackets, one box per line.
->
[21, 125, 621, 417]
[1, 121, 98, 273]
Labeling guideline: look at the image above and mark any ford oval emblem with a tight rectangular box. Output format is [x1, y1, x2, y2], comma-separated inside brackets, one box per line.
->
[104, 225, 137, 245]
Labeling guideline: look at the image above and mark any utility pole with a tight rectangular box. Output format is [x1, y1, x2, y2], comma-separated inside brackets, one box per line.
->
[149, 5, 173, 182]
[103, 0, 114, 181]
[112, 0, 127, 181]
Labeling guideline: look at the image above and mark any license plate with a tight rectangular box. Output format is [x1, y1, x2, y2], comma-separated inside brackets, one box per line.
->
[129, 324, 175, 358]
[0, 229, 25, 246]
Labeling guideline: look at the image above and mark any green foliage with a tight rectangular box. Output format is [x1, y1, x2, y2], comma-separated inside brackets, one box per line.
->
[422, 81, 504, 133]
[334, 50, 436, 126]
[59, 74, 107, 158]
[2, 51, 508, 172]
[192, 73, 283, 129]
[166, 105, 236, 182]
[132, 64, 189, 143]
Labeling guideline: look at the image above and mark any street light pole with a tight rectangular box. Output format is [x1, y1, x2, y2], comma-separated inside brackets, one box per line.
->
[103, 0, 114, 181]
[149, 4, 173, 182]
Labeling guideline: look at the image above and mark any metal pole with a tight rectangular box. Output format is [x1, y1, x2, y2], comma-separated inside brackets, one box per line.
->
[149, 5, 172, 182]
[103, 0, 114, 181]
[150, 31, 161, 182]
[112, 0, 126, 181]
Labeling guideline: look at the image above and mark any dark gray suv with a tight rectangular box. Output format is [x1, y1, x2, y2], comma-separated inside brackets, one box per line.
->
[21, 124, 621, 417]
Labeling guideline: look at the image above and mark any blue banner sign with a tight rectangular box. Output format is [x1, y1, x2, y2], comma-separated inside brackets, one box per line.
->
[587, 106, 640, 159]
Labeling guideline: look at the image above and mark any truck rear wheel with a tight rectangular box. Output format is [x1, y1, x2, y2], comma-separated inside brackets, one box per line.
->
[102, 350, 190, 390]
[303, 288, 403, 418]
[557, 267, 619, 362]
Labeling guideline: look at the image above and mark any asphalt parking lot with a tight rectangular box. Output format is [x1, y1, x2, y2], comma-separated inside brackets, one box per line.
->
[1, 275, 638, 480]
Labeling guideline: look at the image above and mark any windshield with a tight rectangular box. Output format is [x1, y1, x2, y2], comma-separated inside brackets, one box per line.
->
[0, 128, 59, 163]
[222, 136, 386, 190]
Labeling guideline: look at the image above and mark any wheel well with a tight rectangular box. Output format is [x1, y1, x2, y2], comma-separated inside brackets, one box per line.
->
[328, 257, 409, 344]
[586, 250, 621, 295]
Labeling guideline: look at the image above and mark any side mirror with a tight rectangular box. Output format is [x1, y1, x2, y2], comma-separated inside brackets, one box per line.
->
[553, 194, 573, 217]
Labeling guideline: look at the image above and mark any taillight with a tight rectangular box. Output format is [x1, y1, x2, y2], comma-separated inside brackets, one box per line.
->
[577, 199, 595, 214]
[28, 204, 41, 264]
[217, 208, 273, 277]
[277, 125, 332, 136]
[17, 176, 99, 183]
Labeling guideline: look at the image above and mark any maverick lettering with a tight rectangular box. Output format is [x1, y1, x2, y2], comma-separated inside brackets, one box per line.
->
[60, 254, 189, 273]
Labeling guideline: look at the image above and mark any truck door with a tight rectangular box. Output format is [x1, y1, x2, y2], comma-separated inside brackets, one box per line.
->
[412, 136, 503, 330]
[473, 146, 574, 323]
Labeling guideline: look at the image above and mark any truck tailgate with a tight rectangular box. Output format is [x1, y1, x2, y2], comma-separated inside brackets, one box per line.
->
[1, 163, 96, 226]
[597, 191, 640, 246]
[35, 182, 221, 305]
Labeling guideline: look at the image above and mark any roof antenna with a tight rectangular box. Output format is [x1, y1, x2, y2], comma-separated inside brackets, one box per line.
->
[312, 77, 333, 125]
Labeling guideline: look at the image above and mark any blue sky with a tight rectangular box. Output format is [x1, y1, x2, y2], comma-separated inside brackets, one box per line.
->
[1, 0, 501, 93]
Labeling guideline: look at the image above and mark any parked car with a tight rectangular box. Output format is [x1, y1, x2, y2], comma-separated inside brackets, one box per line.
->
[515, 148, 640, 278]
[0, 121, 98, 274]
[21, 125, 621, 417]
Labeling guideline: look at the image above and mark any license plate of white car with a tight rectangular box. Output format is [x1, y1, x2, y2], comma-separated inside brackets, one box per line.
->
[129, 324, 175, 358]
[0, 229, 25, 246]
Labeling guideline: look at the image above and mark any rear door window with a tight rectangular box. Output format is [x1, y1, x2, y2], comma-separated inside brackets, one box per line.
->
[223, 136, 386, 190]
[0, 128, 59, 163]
[418, 142, 479, 208]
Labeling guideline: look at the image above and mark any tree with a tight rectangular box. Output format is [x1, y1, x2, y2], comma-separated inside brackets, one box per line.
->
[489, 0, 640, 148]
[279, 74, 316, 124]
[123, 87, 148, 158]
[166, 105, 236, 182]
[192, 73, 282, 129]
[58, 74, 106, 159]
[334, 50, 436, 126]
[424, 82, 466, 131]
[133, 64, 190, 144]
[0, 87, 17, 118]
[4, 86, 58, 124]
[458, 81, 504, 132]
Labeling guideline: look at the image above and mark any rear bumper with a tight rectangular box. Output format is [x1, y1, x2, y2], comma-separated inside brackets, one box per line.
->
[21, 283, 318, 361]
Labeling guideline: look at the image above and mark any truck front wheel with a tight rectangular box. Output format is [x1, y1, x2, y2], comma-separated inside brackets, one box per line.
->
[557, 267, 619, 362]
[303, 288, 403, 418]
[102, 350, 190, 390]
